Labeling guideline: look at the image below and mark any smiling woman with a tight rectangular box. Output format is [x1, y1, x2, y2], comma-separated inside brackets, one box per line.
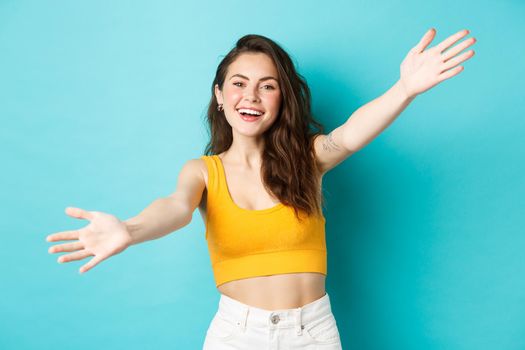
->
[198, 34, 342, 349]
[46, 28, 476, 350]
[207, 39, 326, 222]
[213, 53, 284, 146]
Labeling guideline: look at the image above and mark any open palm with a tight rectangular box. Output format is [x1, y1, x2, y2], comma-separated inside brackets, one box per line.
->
[46, 207, 132, 273]
[399, 28, 477, 98]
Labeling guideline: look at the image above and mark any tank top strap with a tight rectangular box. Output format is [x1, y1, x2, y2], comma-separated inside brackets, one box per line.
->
[200, 155, 230, 214]
[200, 155, 217, 192]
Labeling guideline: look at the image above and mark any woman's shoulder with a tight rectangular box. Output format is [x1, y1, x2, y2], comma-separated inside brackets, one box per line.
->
[186, 155, 217, 188]
[185, 157, 208, 183]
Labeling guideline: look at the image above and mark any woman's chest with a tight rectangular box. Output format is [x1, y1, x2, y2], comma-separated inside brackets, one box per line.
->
[199, 164, 281, 212]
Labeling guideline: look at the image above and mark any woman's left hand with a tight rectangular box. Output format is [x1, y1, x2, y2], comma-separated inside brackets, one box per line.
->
[399, 28, 477, 99]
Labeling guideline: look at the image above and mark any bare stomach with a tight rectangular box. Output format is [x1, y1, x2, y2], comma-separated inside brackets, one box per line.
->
[217, 272, 326, 310]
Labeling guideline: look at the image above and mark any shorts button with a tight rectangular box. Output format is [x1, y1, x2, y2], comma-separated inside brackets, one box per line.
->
[270, 314, 280, 324]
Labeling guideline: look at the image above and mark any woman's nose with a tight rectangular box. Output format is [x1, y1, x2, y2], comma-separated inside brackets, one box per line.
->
[243, 86, 260, 102]
[243, 92, 260, 102]
[244, 95, 259, 102]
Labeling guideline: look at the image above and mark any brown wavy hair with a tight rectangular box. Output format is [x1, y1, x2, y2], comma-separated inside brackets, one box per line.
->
[203, 34, 326, 221]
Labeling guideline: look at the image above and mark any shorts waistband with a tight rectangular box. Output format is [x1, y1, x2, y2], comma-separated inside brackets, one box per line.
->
[216, 292, 332, 335]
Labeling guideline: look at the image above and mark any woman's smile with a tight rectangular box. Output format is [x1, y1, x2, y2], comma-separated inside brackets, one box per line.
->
[237, 109, 264, 122]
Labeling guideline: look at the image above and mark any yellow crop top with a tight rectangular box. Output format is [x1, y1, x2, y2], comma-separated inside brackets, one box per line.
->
[200, 155, 327, 287]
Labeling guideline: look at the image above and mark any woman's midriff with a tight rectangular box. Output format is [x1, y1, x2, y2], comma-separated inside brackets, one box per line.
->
[217, 272, 326, 310]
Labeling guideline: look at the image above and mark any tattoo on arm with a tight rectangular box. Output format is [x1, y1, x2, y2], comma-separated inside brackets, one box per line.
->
[322, 131, 342, 152]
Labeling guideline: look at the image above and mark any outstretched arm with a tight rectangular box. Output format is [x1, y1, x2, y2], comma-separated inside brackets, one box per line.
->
[46, 158, 205, 273]
[344, 28, 476, 152]
[314, 28, 477, 174]
[124, 159, 206, 245]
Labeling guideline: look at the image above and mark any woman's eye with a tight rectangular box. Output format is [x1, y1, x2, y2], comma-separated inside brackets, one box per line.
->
[233, 82, 275, 90]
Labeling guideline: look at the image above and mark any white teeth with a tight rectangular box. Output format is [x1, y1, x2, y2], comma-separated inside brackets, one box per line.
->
[238, 108, 263, 116]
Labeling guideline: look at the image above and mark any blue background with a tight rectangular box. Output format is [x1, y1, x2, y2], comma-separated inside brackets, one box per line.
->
[1, 0, 524, 349]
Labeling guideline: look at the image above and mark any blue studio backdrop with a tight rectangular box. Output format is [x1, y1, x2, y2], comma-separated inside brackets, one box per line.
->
[1, 1, 524, 349]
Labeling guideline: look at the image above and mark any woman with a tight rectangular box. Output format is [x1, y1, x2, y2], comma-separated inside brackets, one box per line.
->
[46, 30, 476, 349]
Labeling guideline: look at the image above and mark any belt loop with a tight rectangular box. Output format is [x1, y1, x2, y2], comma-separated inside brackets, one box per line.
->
[295, 308, 303, 335]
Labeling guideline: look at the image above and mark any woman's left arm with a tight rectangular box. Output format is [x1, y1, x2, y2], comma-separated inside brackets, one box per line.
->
[342, 28, 477, 153]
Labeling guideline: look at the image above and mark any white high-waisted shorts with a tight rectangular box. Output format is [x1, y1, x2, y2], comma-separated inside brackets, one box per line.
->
[203, 292, 342, 349]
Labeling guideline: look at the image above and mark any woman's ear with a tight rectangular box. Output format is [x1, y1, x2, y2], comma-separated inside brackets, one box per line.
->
[214, 84, 223, 105]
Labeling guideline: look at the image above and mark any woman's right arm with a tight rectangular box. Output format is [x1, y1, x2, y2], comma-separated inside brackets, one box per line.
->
[46, 158, 206, 273]
[124, 158, 206, 245]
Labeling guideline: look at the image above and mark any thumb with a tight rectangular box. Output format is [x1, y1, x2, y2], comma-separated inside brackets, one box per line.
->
[65, 206, 94, 221]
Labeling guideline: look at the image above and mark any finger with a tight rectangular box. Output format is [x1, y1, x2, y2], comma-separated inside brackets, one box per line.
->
[442, 37, 476, 62]
[49, 241, 84, 254]
[65, 207, 94, 221]
[79, 255, 106, 274]
[57, 249, 93, 263]
[441, 50, 475, 73]
[437, 65, 464, 83]
[436, 29, 470, 54]
[46, 229, 79, 242]
[413, 28, 436, 53]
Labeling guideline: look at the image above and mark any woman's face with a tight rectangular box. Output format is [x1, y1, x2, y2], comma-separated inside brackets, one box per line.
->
[215, 52, 282, 137]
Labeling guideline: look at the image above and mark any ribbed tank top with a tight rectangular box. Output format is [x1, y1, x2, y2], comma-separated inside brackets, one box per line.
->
[200, 155, 327, 288]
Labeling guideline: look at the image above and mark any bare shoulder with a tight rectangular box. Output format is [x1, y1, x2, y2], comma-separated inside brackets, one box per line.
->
[168, 158, 207, 209]
[187, 158, 206, 175]
[182, 157, 207, 187]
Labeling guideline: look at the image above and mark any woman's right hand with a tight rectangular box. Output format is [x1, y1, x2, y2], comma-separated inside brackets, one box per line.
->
[46, 207, 133, 274]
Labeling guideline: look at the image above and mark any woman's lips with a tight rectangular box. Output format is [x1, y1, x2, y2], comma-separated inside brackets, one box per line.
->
[237, 110, 263, 122]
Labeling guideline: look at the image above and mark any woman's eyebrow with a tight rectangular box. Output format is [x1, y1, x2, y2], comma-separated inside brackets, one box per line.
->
[229, 73, 278, 82]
